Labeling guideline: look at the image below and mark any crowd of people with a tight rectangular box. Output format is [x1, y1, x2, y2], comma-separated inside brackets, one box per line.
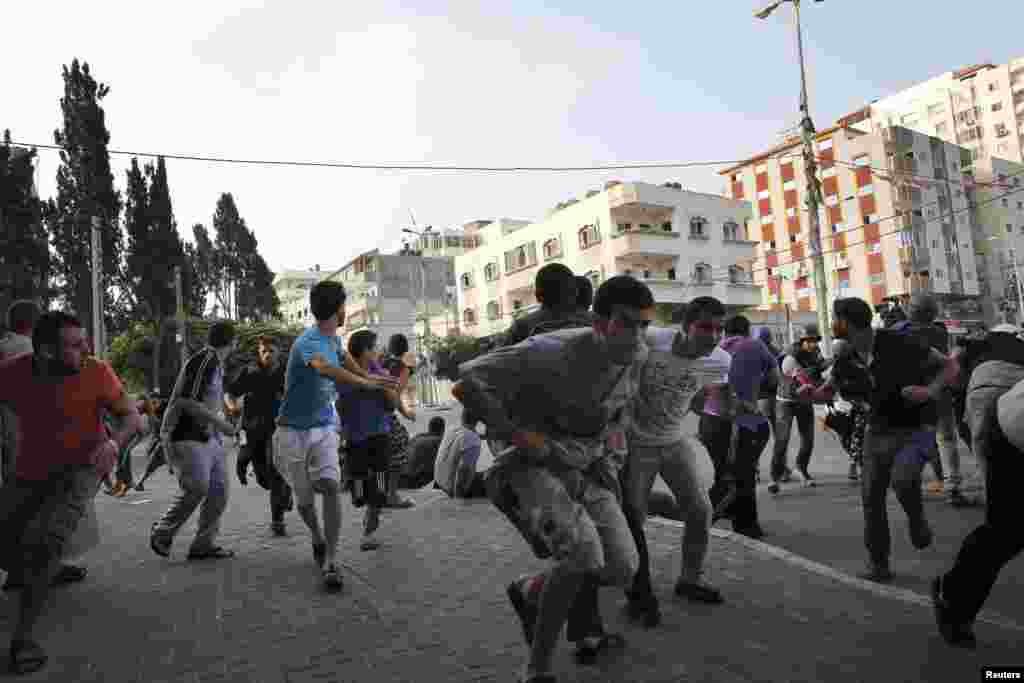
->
[0, 263, 1022, 678]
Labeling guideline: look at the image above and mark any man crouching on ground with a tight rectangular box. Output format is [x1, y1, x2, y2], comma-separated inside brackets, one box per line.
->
[454, 275, 654, 683]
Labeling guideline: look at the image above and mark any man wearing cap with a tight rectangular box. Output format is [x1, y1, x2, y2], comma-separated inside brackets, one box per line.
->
[769, 323, 831, 492]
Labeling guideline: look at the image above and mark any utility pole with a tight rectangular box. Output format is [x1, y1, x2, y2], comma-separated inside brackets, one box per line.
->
[90, 216, 104, 358]
[757, 0, 832, 353]
[174, 266, 186, 369]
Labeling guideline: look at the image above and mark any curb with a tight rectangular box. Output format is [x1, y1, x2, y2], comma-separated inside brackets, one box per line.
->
[648, 515, 1024, 634]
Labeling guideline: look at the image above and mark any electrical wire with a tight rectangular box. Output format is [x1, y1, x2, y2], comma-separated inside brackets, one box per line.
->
[8, 141, 753, 173]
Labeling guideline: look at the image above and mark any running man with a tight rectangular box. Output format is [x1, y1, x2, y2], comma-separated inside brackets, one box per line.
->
[272, 281, 395, 590]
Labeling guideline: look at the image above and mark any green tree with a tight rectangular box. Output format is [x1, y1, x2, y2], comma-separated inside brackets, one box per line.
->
[47, 59, 124, 340]
[211, 193, 247, 318]
[0, 132, 52, 316]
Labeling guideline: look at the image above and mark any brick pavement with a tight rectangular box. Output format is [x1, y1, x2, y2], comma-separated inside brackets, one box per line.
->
[2, 447, 1022, 683]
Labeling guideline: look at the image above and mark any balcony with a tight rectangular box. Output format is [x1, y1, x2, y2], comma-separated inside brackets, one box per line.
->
[609, 225, 682, 258]
[606, 182, 677, 211]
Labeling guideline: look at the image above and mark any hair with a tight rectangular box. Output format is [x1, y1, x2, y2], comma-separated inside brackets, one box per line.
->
[347, 329, 378, 358]
[574, 275, 594, 312]
[592, 276, 655, 318]
[208, 321, 236, 349]
[534, 263, 577, 309]
[388, 333, 410, 356]
[683, 296, 726, 328]
[7, 300, 40, 333]
[833, 297, 873, 331]
[723, 315, 751, 337]
[32, 311, 83, 355]
[310, 281, 347, 321]
[428, 416, 446, 435]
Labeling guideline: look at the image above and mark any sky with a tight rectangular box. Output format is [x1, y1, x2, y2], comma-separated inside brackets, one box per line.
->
[5, 0, 1024, 276]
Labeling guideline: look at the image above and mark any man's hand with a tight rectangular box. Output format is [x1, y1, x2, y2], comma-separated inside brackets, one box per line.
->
[91, 439, 119, 479]
[511, 430, 547, 451]
[902, 385, 934, 404]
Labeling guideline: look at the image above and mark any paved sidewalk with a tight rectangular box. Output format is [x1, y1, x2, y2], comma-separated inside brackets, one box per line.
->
[1, 449, 1021, 682]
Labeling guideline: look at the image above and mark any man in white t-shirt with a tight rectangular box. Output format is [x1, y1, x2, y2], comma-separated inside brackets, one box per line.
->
[434, 409, 487, 499]
[622, 296, 732, 628]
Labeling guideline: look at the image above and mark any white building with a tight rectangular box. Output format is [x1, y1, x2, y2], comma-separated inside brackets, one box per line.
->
[453, 181, 761, 340]
[273, 265, 332, 327]
[968, 156, 1024, 322]
[863, 59, 1024, 166]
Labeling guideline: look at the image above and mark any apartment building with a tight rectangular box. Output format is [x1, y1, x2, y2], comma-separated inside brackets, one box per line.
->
[968, 156, 1024, 322]
[720, 123, 984, 328]
[453, 181, 760, 340]
[405, 225, 475, 259]
[864, 58, 1024, 167]
[273, 265, 333, 327]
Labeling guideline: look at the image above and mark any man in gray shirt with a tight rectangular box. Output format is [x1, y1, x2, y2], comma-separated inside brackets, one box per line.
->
[455, 276, 654, 683]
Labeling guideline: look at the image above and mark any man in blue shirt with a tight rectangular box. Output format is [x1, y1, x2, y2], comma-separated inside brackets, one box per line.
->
[272, 281, 395, 591]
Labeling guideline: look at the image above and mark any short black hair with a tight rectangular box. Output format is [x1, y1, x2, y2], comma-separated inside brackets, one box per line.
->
[833, 297, 873, 331]
[428, 416, 446, 435]
[388, 333, 410, 356]
[574, 275, 594, 311]
[7, 300, 40, 333]
[535, 263, 577, 309]
[32, 311, 83, 354]
[310, 281, 347, 322]
[592, 276, 655, 318]
[208, 321, 236, 349]
[683, 296, 726, 327]
[723, 315, 751, 337]
[347, 329, 377, 358]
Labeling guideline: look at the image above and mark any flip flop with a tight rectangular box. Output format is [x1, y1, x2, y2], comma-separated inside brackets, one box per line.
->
[573, 632, 626, 666]
[9, 639, 47, 675]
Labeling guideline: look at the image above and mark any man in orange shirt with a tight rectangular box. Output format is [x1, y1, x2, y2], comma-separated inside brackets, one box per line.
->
[0, 311, 143, 674]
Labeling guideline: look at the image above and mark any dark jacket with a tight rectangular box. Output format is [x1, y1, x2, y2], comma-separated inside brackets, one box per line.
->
[501, 306, 594, 347]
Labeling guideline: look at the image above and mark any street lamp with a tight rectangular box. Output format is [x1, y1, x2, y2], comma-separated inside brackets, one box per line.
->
[755, 0, 832, 354]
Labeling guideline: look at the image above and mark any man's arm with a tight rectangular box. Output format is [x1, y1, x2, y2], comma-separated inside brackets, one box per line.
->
[106, 392, 146, 450]
[453, 439, 482, 498]
[457, 345, 526, 443]
[310, 354, 392, 390]
[903, 349, 960, 403]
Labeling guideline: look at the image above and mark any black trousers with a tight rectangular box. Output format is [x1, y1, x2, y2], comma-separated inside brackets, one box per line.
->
[771, 402, 815, 478]
[240, 436, 293, 522]
[941, 410, 1024, 623]
[699, 415, 770, 531]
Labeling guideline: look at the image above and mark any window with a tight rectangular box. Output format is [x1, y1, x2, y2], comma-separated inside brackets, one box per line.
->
[432, 237, 442, 250]
[1008, 223, 1014, 234]
[769, 240, 777, 250]
[790, 234, 798, 243]
[988, 82, 999, 92]
[512, 299, 523, 312]
[935, 122, 948, 136]
[728, 265, 750, 284]
[857, 184, 874, 196]
[638, 224, 652, 231]
[1018, 202, 1023, 210]
[446, 236, 462, 248]
[542, 237, 562, 260]
[825, 195, 838, 207]
[504, 242, 538, 273]
[723, 221, 740, 241]
[617, 223, 632, 232]
[995, 123, 1009, 138]
[786, 207, 797, 217]
[817, 138, 834, 151]
[932, 240, 939, 250]
[761, 215, 773, 225]
[460, 272, 474, 289]
[783, 179, 797, 192]
[463, 308, 476, 325]
[661, 222, 673, 232]
[869, 273, 885, 285]
[992, 102, 1003, 112]
[693, 263, 711, 284]
[868, 241, 881, 254]
[667, 268, 677, 281]
[757, 189, 770, 200]
[578, 224, 600, 249]
[689, 216, 708, 238]
[484, 262, 499, 282]
[821, 167, 837, 178]
[486, 301, 501, 321]
[853, 155, 870, 167]
[1004, 199, 1010, 208]
[755, 163, 768, 174]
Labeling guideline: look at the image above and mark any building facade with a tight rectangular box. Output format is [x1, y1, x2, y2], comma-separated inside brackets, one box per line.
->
[969, 156, 1024, 323]
[865, 59, 1024, 167]
[720, 124, 985, 327]
[453, 182, 760, 340]
[272, 265, 333, 327]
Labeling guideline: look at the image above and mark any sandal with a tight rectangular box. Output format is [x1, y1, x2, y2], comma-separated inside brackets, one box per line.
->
[186, 546, 235, 561]
[573, 632, 626, 666]
[9, 639, 47, 675]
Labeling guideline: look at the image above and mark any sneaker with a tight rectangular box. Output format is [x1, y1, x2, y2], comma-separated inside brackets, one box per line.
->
[506, 578, 539, 645]
[909, 517, 934, 550]
[674, 578, 724, 604]
[271, 521, 287, 537]
[795, 469, 816, 487]
[624, 594, 661, 628]
[360, 535, 380, 551]
[858, 562, 893, 583]
[322, 563, 343, 592]
[779, 468, 794, 483]
[149, 524, 171, 558]
[931, 576, 977, 649]
[767, 481, 781, 495]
